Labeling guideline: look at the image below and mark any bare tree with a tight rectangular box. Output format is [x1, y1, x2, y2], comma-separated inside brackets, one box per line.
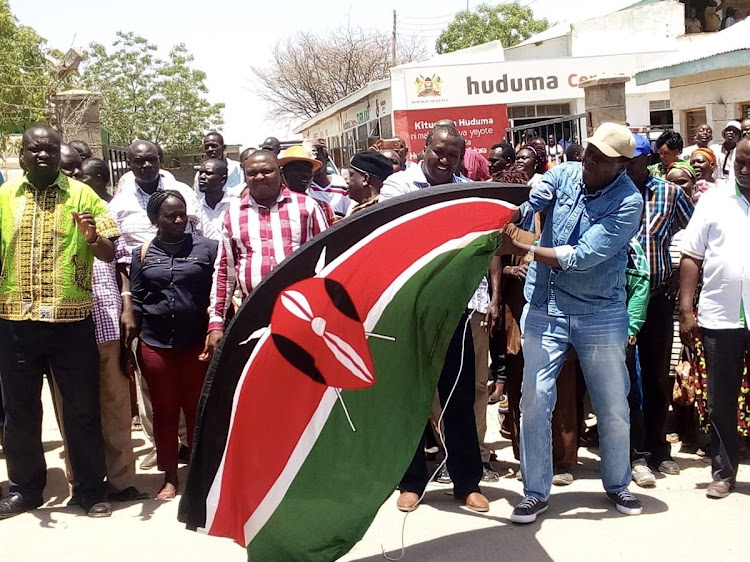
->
[251, 26, 428, 123]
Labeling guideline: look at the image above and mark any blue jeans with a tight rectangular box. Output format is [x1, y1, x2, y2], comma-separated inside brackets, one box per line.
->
[519, 303, 631, 501]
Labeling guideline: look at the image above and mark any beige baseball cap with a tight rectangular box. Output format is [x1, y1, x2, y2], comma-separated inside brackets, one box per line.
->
[584, 122, 636, 159]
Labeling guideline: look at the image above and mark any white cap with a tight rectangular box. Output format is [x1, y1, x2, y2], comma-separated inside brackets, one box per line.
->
[723, 120, 742, 134]
[584, 122, 636, 159]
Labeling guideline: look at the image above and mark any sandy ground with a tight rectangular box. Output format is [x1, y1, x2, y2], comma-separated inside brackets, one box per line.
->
[1, 381, 748, 562]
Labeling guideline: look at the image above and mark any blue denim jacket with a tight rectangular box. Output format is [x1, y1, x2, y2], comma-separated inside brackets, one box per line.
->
[518, 162, 644, 316]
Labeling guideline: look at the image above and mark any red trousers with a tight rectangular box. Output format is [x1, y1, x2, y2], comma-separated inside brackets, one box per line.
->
[137, 341, 207, 472]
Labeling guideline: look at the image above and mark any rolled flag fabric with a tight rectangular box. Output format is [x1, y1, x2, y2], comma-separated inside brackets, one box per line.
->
[179, 182, 529, 561]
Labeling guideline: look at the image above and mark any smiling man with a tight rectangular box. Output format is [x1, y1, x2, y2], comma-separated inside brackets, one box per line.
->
[379, 123, 493, 514]
[380, 123, 466, 199]
[502, 122, 644, 523]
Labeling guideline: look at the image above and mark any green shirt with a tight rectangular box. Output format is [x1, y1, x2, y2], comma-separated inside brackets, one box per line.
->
[626, 237, 650, 338]
[0, 173, 120, 322]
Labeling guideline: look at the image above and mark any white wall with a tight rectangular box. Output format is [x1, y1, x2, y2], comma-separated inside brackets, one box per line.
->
[572, 0, 685, 57]
[504, 35, 571, 61]
[670, 67, 750, 137]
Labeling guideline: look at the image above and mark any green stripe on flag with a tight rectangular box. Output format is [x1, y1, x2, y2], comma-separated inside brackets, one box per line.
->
[247, 232, 500, 561]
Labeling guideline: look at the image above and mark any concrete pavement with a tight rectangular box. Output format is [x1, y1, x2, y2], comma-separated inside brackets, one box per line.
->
[1, 381, 747, 561]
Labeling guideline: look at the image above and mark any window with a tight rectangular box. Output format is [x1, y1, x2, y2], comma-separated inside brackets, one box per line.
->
[379, 115, 393, 138]
[508, 103, 570, 119]
[741, 103, 750, 120]
[683, 108, 707, 142]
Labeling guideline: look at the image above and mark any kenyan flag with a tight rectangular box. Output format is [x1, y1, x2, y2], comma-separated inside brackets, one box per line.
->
[180, 185, 524, 561]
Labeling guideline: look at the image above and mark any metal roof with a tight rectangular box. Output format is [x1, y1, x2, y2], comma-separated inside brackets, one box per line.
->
[294, 79, 390, 134]
[636, 20, 750, 84]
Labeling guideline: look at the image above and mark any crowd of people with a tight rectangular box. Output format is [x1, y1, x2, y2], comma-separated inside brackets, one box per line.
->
[684, 1, 749, 32]
[0, 114, 748, 528]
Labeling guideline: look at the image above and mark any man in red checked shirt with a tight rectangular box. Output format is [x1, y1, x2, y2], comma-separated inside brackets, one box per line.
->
[202, 150, 328, 359]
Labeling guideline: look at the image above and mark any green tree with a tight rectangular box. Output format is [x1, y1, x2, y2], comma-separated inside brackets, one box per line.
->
[78, 32, 224, 155]
[435, 2, 549, 54]
[0, 0, 56, 139]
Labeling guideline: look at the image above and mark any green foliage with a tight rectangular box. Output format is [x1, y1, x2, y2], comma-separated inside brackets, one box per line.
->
[78, 32, 224, 156]
[0, 0, 55, 139]
[435, 2, 549, 54]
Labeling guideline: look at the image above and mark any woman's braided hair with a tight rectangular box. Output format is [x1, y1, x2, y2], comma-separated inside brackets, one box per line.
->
[146, 189, 186, 226]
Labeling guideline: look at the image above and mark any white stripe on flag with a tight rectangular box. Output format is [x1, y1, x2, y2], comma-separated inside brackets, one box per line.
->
[203, 198, 512, 544]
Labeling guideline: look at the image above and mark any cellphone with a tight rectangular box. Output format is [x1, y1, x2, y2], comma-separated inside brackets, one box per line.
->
[380, 138, 403, 150]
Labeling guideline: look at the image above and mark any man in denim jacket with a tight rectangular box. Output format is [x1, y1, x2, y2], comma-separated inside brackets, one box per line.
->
[501, 123, 644, 524]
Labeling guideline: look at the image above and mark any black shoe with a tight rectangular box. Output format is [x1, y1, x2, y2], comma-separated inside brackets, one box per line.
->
[435, 464, 452, 484]
[67, 495, 82, 507]
[81, 500, 113, 518]
[0, 492, 42, 520]
[107, 487, 150, 502]
[607, 490, 642, 515]
[511, 496, 548, 524]
[481, 462, 500, 482]
[178, 445, 190, 465]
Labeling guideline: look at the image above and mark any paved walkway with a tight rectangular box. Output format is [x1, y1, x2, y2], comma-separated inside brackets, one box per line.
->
[1, 382, 747, 561]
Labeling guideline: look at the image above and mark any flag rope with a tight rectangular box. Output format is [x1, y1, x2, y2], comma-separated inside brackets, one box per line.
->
[381, 311, 474, 561]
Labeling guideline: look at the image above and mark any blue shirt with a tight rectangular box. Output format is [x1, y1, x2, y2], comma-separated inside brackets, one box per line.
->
[518, 162, 644, 317]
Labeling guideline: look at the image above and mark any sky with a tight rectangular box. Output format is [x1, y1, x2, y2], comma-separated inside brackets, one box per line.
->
[11, 0, 637, 148]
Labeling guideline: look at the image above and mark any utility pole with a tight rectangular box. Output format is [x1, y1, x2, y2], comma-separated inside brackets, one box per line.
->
[391, 10, 397, 67]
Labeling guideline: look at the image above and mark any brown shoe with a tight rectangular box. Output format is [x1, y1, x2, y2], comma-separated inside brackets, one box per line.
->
[396, 492, 420, 512]
[459, 492, 490, 513]
[706, 480, 734, 499]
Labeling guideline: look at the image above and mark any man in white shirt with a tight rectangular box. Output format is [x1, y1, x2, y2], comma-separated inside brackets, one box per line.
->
[709, 121, 741, 183]
[382, 123, 492, 514]
[681, 123, 717, 162]
[679, 137, 750, 500]
[193, 132, 244, 197]
[196, 159, 233, 241]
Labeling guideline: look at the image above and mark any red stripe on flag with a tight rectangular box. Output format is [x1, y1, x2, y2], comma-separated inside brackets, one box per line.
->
[207, 199, 514, 544]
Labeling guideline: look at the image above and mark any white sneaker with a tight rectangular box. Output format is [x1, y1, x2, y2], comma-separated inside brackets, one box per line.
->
[631, 462, 656, 488]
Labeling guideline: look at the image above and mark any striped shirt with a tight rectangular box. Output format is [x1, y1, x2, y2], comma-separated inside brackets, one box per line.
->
[208, 187, 328, 331]
[637, 175, 694, 290]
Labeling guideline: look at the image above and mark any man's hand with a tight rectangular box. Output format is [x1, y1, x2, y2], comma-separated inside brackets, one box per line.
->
[679, 310, 700, 348]
[499, 230, 530, 256]
[510, 263, 529, 281]
[200, 330, 224, 362]
[121, 308, 139, 347]
[484, 298, 501, 334]
[72, 211, 98, 244]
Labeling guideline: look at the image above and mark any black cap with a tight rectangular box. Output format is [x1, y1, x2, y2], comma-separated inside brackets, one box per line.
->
[350, 151, 394, 181]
